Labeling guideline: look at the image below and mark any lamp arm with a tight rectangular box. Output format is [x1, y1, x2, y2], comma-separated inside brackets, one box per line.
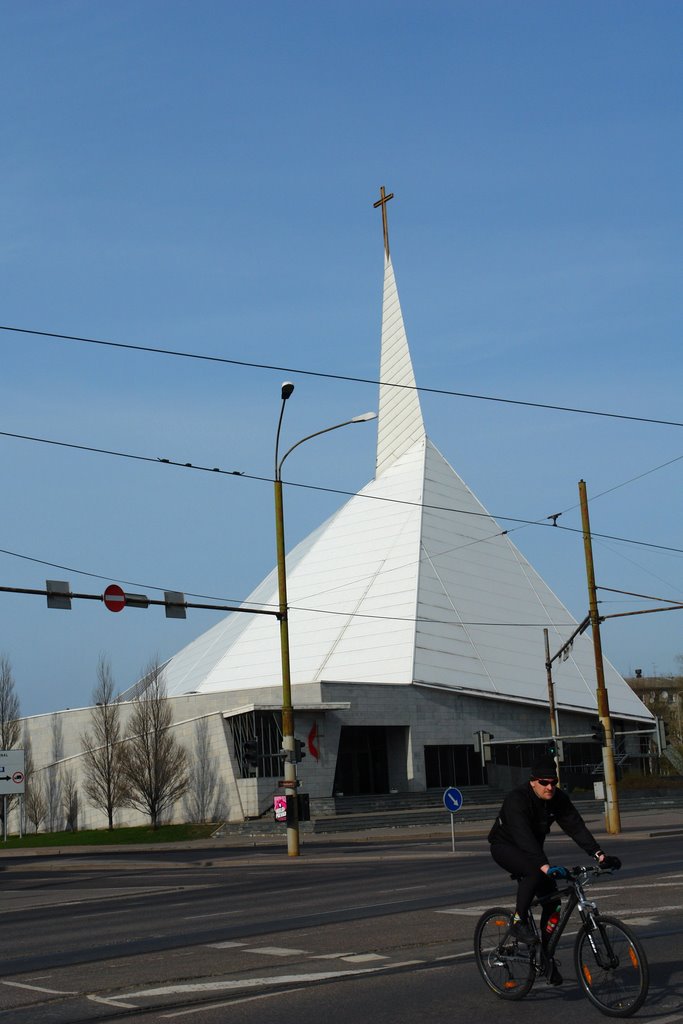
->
[278, 418, 364, 477]
[274, 398, 288, 478]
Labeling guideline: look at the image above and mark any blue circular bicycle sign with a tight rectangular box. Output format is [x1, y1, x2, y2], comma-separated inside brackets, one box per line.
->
[443, 786, 464, 813]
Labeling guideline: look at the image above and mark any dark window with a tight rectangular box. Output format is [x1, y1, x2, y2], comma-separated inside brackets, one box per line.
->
[424, 745, 484, 787]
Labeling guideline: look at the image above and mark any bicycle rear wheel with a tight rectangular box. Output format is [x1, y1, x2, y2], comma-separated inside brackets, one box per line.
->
[474, 908, 535, 1000]
[574, 915, 649, 1017]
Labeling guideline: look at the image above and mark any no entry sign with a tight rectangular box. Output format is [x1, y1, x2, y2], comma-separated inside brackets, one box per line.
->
[103, 584, 126, 612]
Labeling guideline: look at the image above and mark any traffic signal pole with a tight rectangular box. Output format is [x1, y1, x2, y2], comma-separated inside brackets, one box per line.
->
[543, 628, 561, 784]
[579, 480, 621, 835]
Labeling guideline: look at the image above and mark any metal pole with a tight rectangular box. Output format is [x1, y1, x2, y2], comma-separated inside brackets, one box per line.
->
[578, 480, 621, 834]
[274, 475, 300, 858]
[3, 796, 6, 842]
[544, 628, 561, 784]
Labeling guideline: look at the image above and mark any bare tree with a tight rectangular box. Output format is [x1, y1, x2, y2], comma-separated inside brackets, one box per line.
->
[183, 718, 221, 823]
[0, 654, 21, 749]
[62, 767, 79, 832]
[81, 656, 128, 829]
[0, 654, 21, 831]
[24, 730, 47, 835]
[26, 780, 47, 833]
[121, 661, 189, 829]
[46, 715, 64, 832]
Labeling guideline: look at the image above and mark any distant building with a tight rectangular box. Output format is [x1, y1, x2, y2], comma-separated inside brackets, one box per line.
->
[627, 672, 683, 746]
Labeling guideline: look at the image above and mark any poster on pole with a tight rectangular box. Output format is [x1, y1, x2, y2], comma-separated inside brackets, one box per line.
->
[0, 750, 25, 794]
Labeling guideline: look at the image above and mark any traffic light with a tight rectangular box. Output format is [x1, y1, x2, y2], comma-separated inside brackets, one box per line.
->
[590, 721, 605, 745]
[547, 739, 557, 757]
[293, 738, 306, 763]
[473, 730, 494, 763]
[242, 738, 259, 769]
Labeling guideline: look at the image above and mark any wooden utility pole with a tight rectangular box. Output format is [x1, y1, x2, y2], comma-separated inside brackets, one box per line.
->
[579, 479, 621, 834]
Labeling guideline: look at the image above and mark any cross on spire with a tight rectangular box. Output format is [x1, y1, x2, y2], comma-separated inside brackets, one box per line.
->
[373, 185, 394, 258]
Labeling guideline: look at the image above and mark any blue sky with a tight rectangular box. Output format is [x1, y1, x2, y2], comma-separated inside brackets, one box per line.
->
[2, 1, 682, 716]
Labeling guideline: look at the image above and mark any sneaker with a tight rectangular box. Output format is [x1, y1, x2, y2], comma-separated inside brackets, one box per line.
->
[509, 920, 537, 945]
[545, 958, 563, 986]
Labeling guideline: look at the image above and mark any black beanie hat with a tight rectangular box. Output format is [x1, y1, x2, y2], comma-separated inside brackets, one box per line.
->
[529, 755, 558, 779]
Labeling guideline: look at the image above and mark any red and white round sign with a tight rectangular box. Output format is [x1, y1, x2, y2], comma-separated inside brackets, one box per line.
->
[103, 584, 126, 612]
[12, 771, 24, 784]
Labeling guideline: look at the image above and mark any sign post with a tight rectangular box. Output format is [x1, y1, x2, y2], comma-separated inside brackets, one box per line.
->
[443, 786, 464, 853]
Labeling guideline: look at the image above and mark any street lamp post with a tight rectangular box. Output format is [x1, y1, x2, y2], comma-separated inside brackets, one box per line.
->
[274, 382, 376, 857]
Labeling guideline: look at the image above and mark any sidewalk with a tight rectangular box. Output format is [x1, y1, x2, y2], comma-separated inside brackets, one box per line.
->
[1, 795, 680, 860]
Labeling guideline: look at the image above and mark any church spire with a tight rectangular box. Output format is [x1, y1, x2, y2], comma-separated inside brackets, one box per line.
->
[373, 187, 425, 478]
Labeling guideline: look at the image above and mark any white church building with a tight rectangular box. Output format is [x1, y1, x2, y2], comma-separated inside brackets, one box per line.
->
[17, 201, 653, 829]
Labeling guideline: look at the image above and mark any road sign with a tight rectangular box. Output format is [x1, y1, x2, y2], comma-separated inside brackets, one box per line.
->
[103, 584, 126, 612]
[0, 750, 25, 794]
[443, 786, 464, 813]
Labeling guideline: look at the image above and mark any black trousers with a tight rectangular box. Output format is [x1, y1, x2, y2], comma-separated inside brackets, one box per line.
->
[490, 842, 560, 927]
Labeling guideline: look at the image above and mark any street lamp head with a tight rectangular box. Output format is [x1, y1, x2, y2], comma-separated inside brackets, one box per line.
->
[281, 381, 295, 401]
[351, 411, 377, 422]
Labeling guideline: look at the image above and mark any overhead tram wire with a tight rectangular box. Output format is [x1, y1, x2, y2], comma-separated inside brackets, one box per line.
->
[2, 323, 683, 429]
[2, 426, 683, 556]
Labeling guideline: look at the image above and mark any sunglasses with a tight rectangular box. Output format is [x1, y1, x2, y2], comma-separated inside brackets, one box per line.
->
[535, 778, 558, 787]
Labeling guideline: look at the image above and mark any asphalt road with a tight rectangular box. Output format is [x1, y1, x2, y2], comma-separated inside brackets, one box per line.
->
[1, 818, 682, 1023]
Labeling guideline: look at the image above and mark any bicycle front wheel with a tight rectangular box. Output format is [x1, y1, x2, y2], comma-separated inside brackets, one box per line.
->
[474, 907, 535, 1000]
[574, 915, 649, 1017]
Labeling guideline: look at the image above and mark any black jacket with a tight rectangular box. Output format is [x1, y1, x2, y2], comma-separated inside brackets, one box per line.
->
[488, 782, 600, 868]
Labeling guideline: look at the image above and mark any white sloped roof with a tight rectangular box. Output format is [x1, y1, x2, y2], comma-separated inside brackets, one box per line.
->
[161, 248, 651, 723]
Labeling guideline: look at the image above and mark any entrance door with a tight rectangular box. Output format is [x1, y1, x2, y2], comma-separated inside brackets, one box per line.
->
[333, 726, 389, 795]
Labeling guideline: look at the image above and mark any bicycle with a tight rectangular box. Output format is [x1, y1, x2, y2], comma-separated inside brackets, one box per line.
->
[474, 865, 649, 1017]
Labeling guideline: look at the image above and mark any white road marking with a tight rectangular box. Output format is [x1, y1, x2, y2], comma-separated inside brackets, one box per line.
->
[161, 987, 310, 1016]
[376, 885, 427, 894]
[118, 961, 422, 1000]
[436, 905, 495, 916]
[340, 953, 387, 963]
[310, 952, 357, 959]
[2, 981, 77, 995]
[160, 961, 430, 1018]
[87, 995, 139, 1008]
[206, 941, 247, 949]
[243, 946, 309, 957]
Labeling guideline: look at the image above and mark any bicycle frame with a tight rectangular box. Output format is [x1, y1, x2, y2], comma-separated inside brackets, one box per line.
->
[529, 867, 616, 970]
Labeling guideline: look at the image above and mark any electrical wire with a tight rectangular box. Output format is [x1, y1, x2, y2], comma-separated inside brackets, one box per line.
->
[2, 426, 683, 555]
[2, 322, 682, 429]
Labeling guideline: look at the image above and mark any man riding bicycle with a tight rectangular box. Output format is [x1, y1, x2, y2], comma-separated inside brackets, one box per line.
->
[488, 755, 621, 985]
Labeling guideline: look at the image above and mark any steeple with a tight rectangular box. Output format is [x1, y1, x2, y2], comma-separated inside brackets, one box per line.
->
[373, 186, 425, 478]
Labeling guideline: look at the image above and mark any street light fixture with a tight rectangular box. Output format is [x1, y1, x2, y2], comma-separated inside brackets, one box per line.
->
[274, 383, 377, 856]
